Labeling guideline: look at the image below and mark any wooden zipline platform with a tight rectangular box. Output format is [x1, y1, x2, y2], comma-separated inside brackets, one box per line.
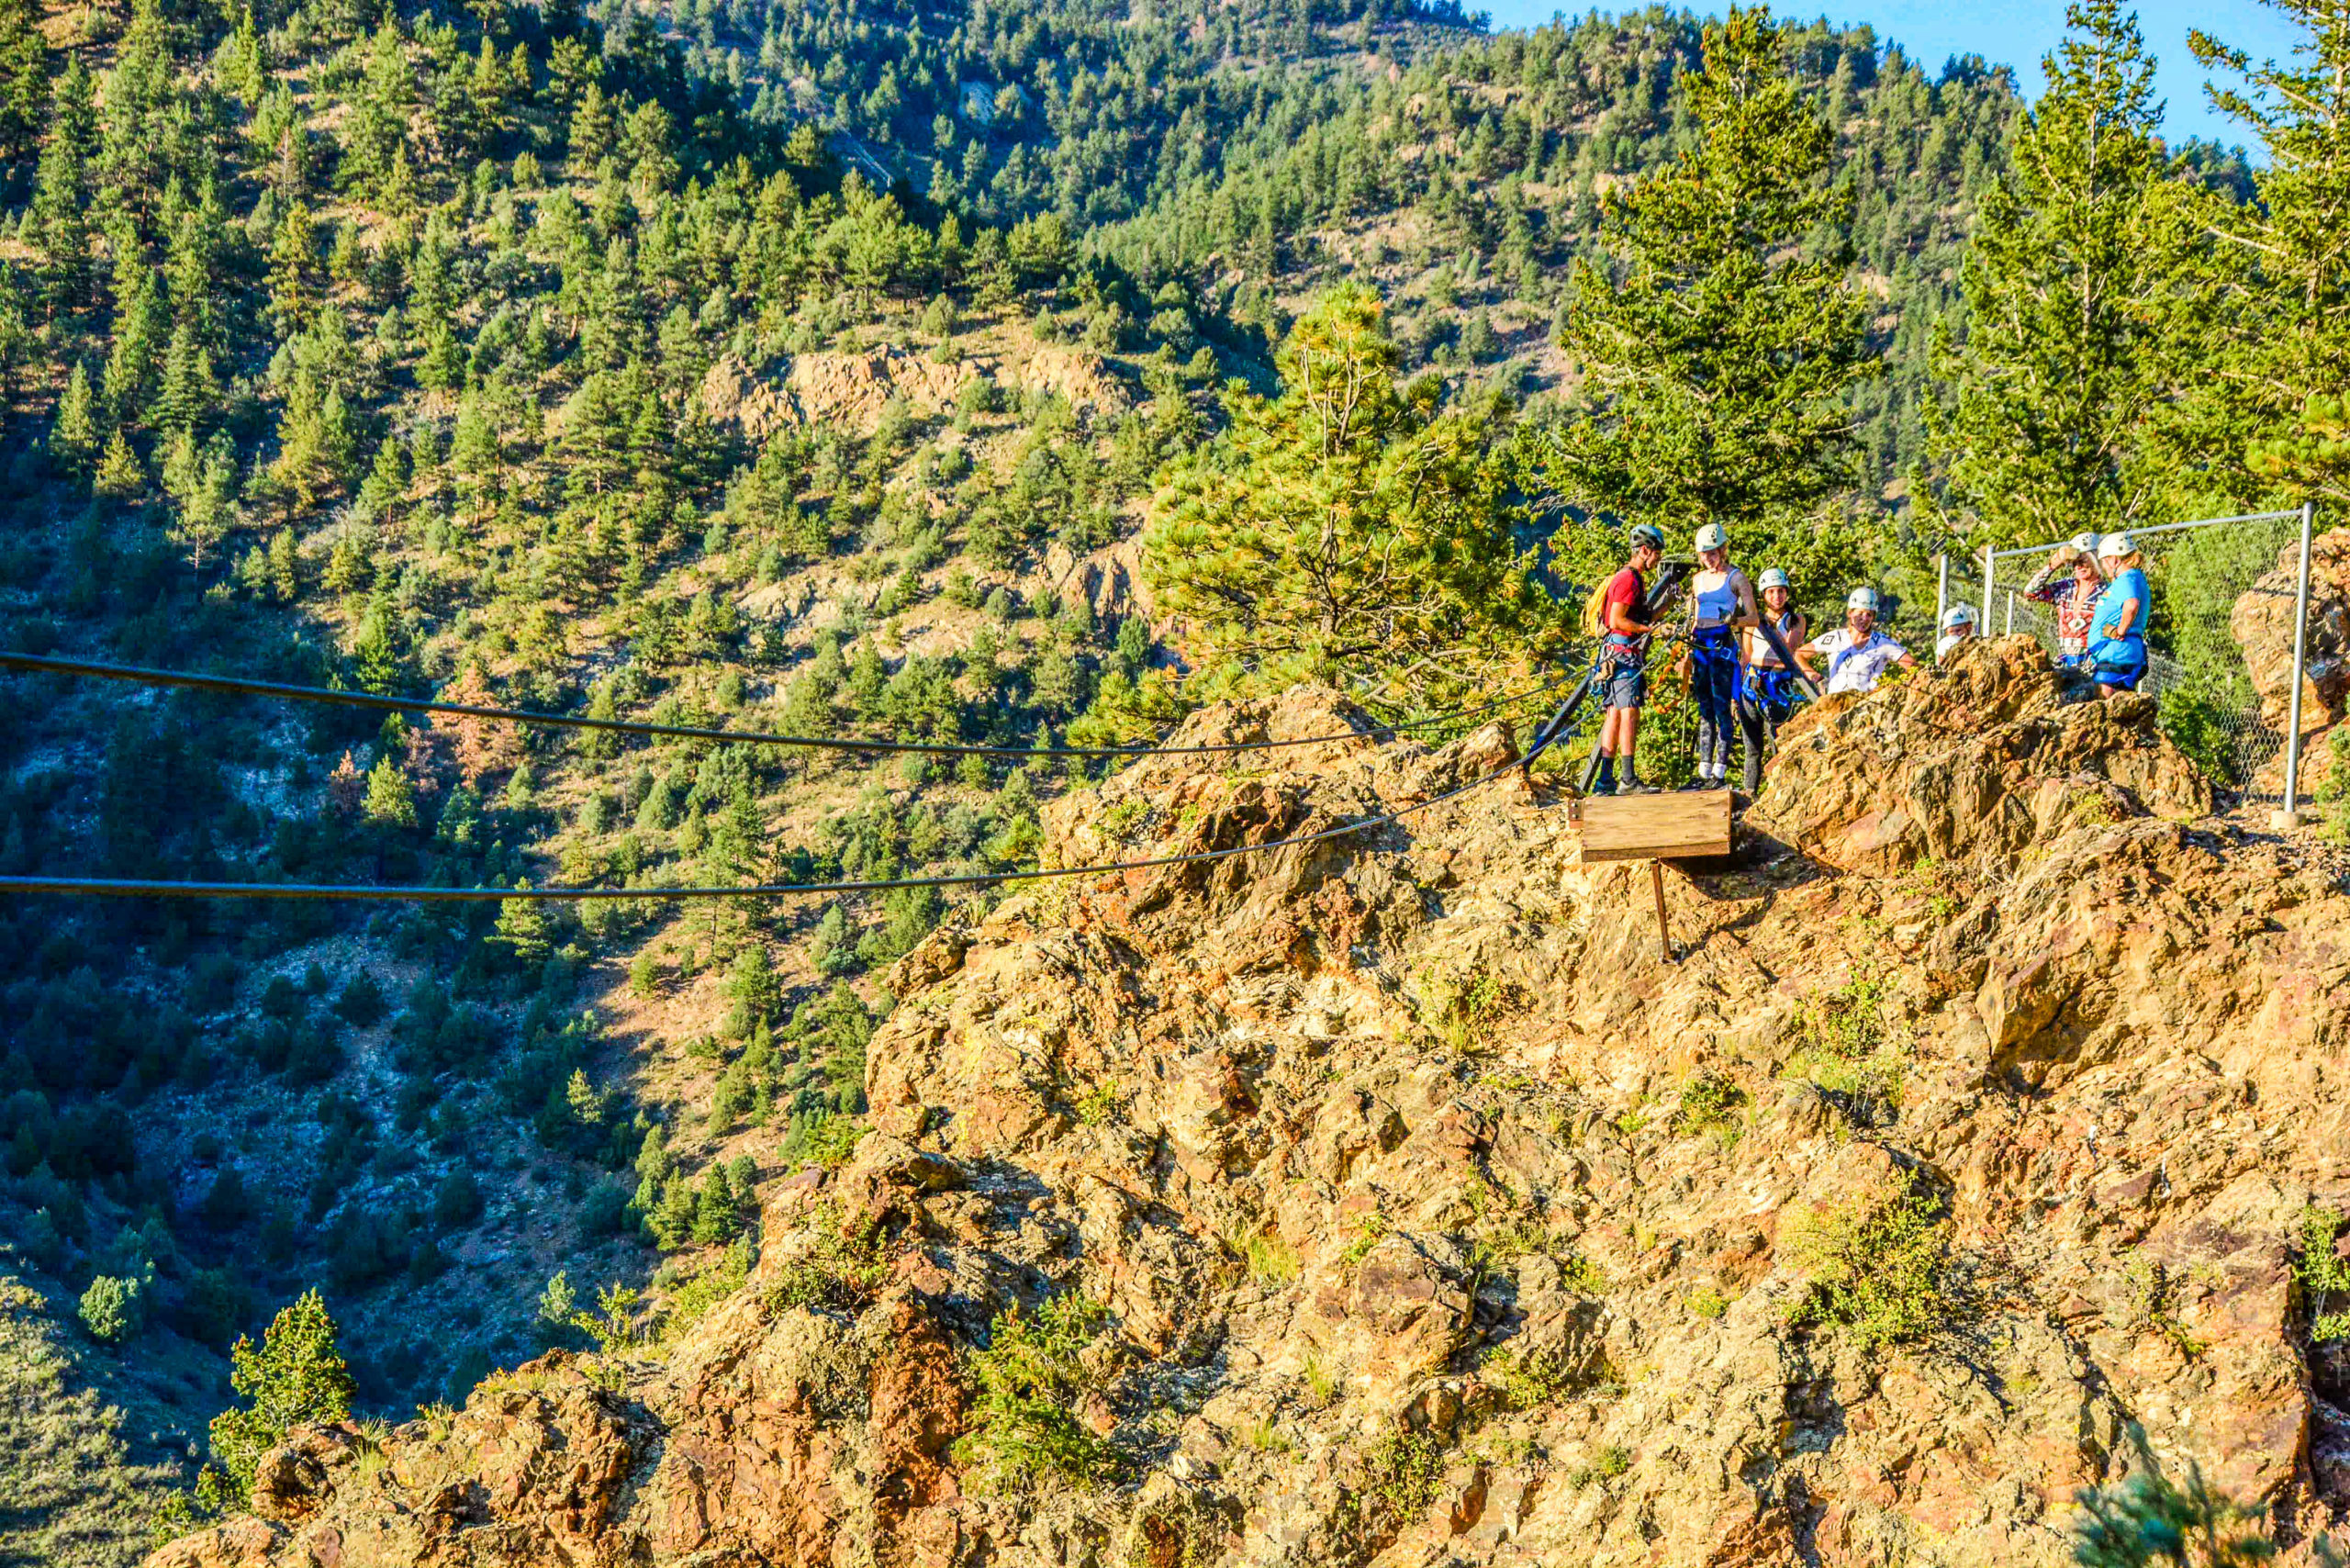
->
[1561, 789, 1733, 963]
[1565, 790, 1732, 864]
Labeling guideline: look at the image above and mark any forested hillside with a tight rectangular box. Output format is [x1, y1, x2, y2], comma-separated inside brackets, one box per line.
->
[0, 0, 2337, 1558]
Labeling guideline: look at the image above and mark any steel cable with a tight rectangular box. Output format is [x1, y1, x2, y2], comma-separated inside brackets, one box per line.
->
[0, 651, 1574, 760]
[0, 750, 1520, 902]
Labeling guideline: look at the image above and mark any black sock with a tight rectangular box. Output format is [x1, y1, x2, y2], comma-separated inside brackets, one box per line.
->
[1593, 753, 1616, 790]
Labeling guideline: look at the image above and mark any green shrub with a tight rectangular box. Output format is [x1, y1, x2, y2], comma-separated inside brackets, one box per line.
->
[1359, 1428, 1446, 1525]
[658, 1243, 752, 1346]
[954, 1292, 1117, 1495]
[1673, 1071, 1748, 1142]
[765, 1202, 890, 1313]
[1229, 1228, 1299, 1286]
[2297, 1207, 2350, 1342]
[1569, 1444, 1632, 1487]
[79, 1274, 146, 1344]
[1338, 1213, 1391, 1272]
[778, 1109, 865, 1170]
[207, 1289, 356, 1492]
[1784, 971, 1907, 1124]
[2073, 1467, 2287, 1568]
[332, 972, 387, 1026]
[1481, 1345, 1580, 1408]
[1784, 1182, 1953, 1353]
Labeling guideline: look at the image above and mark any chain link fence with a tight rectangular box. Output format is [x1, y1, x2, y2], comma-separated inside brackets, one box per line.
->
[1970, 510, 2316, 805]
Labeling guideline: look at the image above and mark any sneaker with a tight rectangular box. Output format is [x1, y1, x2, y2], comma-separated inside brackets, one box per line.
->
[1616, 775, 1661, 796]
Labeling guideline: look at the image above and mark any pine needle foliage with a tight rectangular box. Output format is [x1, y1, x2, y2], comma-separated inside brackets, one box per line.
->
[1144, 285, 1565, 708]
[1925, 0, 2214, 547]
[1550, 6, 1875, 584]
[207, 1290, 356, 1494]
[953, 1291, 1117, 1495]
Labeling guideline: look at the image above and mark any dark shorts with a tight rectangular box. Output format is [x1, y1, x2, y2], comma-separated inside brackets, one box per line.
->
[1604, 664, 1646, 710]
[2096, 659, 2145, 690]
[2091, 637, 2145, 689]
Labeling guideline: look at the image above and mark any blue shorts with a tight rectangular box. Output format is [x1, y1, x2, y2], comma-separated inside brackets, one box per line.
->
[1604, 663, 1647, 710]
[2090, 637, 2145, 689]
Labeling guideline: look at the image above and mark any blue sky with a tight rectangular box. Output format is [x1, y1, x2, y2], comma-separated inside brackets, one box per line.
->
[1478, 1, 2305, 150]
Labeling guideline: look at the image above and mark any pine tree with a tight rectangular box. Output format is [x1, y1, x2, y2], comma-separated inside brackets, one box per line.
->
[157, 323, 220, 435]
[353, 609, 408, 692]
[50, 363, 103, 476]
[690, 1165, 739, 1244]
[1927, 0, 2210, 545]
[494, 879, 552, 966]
[362, 756, 417, 828]
[432, 663, 525, 783]
[1550, 6, 1875, 584]
[167, 431, 238, 573]
[103, 268, 170, 423]
[0, 0, 46, 164]
[216, 6, 266, 106]
[93, 431, 146, 498]
[207, 1290, 355, 1493]
[267, 204, 319, 334]
[29, 62, 98, 310]
[1142, 284, 1563, 705]
[2193, 2, 2350, 506]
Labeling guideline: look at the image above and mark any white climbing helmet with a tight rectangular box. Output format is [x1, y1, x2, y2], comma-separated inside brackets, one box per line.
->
[1756, 567, 1790, 591]
[2097, 532, 2135, 559]
[2070, 532, 2100, 557]
[1942, 602, 1978, 631]
[1694, 522, 1729, 553]
[1846, 587, 1881, 614]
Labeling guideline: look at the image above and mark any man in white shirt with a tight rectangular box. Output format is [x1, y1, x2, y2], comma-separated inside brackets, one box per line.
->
[1798, 588, 1916, 696]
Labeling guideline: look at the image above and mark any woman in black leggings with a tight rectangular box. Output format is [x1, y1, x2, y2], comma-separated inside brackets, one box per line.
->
[1736, 567, 1808, 793]
[1682, 523, 1757, 790]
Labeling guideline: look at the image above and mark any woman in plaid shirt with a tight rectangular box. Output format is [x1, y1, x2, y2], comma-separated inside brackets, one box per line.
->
[2020, 533, 2109, 669]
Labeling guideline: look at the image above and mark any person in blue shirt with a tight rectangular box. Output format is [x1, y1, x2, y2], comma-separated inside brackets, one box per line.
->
[2087, 533, 2151, 695]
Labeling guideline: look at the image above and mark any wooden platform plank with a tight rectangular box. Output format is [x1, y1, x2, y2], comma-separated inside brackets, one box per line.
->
[1571, 790, 1731, 863]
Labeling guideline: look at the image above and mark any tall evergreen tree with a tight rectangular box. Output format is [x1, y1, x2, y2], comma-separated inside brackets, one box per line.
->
[0, 0, 46, 164]
[50, 363, 103, 476]
[1143, 284, 1562, 706]
[1927, 0, 2210, 545]
[2194, 1, 2350, 507]
[28, 62, 99, 311]
[1549, 6, 1875, 584]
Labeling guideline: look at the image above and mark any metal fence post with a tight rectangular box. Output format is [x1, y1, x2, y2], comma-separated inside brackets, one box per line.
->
[1981, 544, 1995, 640]
[2277, 499, 2318, 828]
[1936, 554, 1949, 633]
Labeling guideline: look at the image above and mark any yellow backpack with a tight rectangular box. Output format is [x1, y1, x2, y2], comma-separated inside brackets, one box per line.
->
[1584, 572, 1624, 639]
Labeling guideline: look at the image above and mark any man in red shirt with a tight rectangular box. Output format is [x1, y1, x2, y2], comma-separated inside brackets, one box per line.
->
[1593, 523, 1664, 794]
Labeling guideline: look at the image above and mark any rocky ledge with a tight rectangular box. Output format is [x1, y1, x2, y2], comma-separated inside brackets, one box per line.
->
[152, 637, 2350, 1568]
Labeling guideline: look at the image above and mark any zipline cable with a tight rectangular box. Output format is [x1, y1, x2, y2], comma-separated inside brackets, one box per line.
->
[0, 748, 1523, 903]
[0, 651, 1575, 761]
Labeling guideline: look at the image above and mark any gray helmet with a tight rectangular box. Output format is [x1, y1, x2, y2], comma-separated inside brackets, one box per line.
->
[1629, 523, 1664, 551]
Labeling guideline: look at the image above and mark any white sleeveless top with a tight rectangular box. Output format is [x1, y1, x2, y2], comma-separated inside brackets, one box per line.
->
[1692, 569, 1749, 630]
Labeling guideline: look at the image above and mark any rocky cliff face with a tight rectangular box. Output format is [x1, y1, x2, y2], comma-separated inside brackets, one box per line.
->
[151, 638, 2350, 1568]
